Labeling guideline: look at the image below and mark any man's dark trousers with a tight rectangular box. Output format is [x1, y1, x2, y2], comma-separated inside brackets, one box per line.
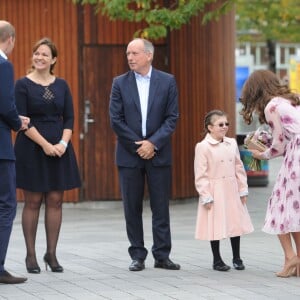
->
[0, 160, 17, 273]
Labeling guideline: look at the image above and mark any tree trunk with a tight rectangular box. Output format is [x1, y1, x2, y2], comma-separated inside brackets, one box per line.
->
[266, 39, 276, 73]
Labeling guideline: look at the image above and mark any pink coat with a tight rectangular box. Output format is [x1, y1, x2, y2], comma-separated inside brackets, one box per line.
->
[194, 134, 253, 240]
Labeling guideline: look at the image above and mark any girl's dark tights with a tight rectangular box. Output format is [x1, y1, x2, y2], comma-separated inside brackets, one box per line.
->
[210, 236, 241, 264]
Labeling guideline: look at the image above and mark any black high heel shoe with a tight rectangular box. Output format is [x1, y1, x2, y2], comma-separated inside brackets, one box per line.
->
[43, 253, 64, 273]
[25, 257, 41, 274]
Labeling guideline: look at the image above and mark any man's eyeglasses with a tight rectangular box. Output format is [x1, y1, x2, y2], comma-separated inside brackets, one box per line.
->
[212, 122, 230, 128]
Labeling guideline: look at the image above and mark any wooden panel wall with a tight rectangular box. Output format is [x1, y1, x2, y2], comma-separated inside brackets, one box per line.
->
[0, 1, 236, 201]
[169, 6, 236, 198]
[0, 0, 80, 202]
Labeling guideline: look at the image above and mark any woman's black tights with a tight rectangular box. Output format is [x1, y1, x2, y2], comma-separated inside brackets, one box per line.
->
[22, 190, 63, 268]
[210, 236, 241, 264]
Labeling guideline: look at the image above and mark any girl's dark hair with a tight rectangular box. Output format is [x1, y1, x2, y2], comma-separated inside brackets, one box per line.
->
[204, 110, 227, 134]
[240, 69, 300, 125]
[29, 37, 58, 74]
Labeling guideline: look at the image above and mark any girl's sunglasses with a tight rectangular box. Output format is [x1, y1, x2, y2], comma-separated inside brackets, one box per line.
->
[212, 122, 230, 128]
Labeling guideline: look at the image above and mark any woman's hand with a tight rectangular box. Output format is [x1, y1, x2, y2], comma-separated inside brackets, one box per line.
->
[54, 143, 67, 157]
[42, 142, 60, 157]
[248, 149, 264, 160]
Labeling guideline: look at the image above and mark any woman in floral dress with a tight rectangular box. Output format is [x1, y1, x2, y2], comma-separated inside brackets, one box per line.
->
[240, 69, 300, 277]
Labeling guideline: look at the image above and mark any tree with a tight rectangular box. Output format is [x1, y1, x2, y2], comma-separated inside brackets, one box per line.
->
[235, 0, 300, 72]
[73, 0, 235, 39]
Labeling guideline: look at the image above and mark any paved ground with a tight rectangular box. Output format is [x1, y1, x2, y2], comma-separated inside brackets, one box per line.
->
[1, 157, 300, 299]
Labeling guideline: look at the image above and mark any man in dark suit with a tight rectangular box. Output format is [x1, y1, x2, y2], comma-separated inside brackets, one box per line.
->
[0, 20, 29, 284]
[109, 38, 180, 271]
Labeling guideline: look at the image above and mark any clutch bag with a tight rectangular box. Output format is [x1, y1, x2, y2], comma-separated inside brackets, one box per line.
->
[244, 136, 268, 152]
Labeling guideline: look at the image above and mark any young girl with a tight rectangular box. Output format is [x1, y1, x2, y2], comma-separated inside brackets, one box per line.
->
[194, 110, 253, 271]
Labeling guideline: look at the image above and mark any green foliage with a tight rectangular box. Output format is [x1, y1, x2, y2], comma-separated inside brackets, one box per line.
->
[236, 0, 300, 43]
[73, 0, 235, 39]
[202, 0, 235, 24]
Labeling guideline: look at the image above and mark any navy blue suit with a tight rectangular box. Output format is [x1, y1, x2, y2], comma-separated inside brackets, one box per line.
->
[0, 55, 21, 273]
[109, 68, 179, 260]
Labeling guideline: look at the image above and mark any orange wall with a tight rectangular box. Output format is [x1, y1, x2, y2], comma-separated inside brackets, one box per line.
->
[0, 1, 236, 201]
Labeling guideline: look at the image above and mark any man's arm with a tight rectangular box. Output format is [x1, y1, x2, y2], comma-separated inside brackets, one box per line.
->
[0, 60, 22, 131]
[109, 77, 141, 154]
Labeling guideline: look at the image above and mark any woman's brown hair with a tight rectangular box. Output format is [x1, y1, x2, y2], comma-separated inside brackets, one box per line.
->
[240, 69, 300, 125]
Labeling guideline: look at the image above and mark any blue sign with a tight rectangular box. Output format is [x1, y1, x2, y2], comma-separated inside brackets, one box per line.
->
[236, 66, 249, 102]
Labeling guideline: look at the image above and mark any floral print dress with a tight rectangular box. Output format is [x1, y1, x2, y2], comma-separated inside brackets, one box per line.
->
[262, 97, 300, 234]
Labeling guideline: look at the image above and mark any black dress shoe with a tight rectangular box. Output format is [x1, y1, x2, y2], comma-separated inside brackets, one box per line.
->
[154, 258, 180, 270]
[129, 259, 145, 271]
[213, 260, 230, 271]
[0, 271, 27, 284]
[233, 258, 245, 270]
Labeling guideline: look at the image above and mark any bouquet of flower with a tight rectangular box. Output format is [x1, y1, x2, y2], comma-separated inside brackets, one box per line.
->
[244, 127, 272, 171]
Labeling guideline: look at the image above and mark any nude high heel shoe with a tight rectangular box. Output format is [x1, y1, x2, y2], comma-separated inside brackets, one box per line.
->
[289, 267, 297, 277]
[276, 256, 300, 278]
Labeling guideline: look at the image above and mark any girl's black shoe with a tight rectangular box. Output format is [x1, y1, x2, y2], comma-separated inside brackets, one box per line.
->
[213, 260, 230, 271]
[43, 253, 64, 273]
[232, 258, 245, 270]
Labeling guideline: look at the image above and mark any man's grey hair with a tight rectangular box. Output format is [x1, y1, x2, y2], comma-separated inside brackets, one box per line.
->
[133, 38, 154, 56]
[143, 39, 154, 55]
